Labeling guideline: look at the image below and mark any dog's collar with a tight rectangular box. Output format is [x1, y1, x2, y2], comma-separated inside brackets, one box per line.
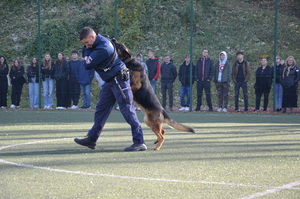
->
[123, 57, 132, 64]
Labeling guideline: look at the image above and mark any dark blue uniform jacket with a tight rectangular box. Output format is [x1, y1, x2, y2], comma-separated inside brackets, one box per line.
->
[82, 34, 125, 82]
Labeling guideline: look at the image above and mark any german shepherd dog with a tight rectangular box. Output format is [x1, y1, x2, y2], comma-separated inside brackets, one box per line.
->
[112, 39, 195, 150]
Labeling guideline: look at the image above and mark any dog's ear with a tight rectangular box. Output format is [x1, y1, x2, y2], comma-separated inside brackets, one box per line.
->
[111, 38, 117, 44]
[123, 47, 131, 56]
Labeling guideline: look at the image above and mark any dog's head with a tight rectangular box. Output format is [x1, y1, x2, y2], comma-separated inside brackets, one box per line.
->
[111, 38, 132, 62]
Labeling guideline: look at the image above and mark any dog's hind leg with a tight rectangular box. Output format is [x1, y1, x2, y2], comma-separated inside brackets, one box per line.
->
[149, 124, 165, 150]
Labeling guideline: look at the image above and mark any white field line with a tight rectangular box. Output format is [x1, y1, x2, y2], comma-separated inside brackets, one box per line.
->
[1, 139, 300, 191]
[239, 180, 300, 199]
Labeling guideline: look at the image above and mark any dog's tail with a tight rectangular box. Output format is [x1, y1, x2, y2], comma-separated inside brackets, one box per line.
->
[162, 110, 195, 133]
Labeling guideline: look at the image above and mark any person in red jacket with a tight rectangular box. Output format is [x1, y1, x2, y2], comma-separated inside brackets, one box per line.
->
[146, 50, 160, 94]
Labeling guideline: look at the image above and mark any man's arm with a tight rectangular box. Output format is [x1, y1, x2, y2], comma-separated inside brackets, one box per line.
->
[153, 61, 161, 80]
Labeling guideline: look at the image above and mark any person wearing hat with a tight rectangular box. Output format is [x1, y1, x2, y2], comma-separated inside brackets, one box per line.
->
[232, 51, 250, 112]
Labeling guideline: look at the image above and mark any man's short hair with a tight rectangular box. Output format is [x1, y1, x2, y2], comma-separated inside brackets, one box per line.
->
[236, 51, 244, 56]
[202, 48, 208, 52]
[79, 27, 94, 40]
[71, 50, 78, 54]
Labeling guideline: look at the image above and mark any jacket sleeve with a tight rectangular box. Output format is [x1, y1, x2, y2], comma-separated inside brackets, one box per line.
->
[208, 59, 214, 81]
[63, 61, 70, 79]
[0, 65, 8, 76]
[227, 61, 232, 83]
[245, 61, 251, 82]
[213, 62, 218, 82]
[153, 61, 161, 80]
[83, 46, 109, 70]
[178, 65, 183, 84]
[194, 60, 199, 81]
[295, 66, 300, 85]
[172, 65, 177, 82]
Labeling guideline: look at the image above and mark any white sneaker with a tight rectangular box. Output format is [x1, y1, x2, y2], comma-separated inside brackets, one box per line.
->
[179, 107, 186, 111]
[56, 106, 66, 110]
[10, 104, 16, 109]
[116, 105, 120, 110]
[184, 107, 190, 111]
[70, 105, 78, 109]
[217, 108, 222, 112]
[222, 108, 227, 112]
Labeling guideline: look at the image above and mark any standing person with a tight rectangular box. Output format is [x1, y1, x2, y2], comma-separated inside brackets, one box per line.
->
[213, 51, 232, 113]
[0, 56, 9, 108]
[274, 56, 284, 112]
[68, 50, 81, 109]
[160, 55, 177, 111]
[232, 51, 250, 112]
[194, 48, 214, 111]
[9, 59, 26, 109]
[74, 27, 147, 151]
[41, 53, 55, 109]
[146, 50, 160, 94]
[178, 54, 195, 111]
[253, 58, 273, 112]
[281, 56, 299, 113]
[27, 57, 40, 109]
[76, 59, 94, 109]
[136, 53, 148, 76]
[54, 52, 69, 109]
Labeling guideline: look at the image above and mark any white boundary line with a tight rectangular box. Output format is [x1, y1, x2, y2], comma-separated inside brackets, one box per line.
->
[239, 180, 300, 199]
[1, 139, 300, 194]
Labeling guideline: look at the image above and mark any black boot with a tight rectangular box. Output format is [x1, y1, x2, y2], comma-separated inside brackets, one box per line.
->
[74, 136, 96, 149]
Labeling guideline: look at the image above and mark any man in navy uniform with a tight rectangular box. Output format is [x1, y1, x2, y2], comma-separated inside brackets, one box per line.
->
[74, 27, 147, 151]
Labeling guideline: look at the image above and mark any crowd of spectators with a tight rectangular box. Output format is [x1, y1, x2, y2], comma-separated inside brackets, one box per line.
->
[0, 49, 299, 113]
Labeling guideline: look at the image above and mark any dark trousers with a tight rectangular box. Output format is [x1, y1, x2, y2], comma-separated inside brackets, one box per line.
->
[87, 77, 144, 145]
[282, 85, 298, 108]
[56, 79, 69, 107]
[234, 82, 248, 110]
[11, 82, 24, 106]
[0, 79, 8, 107]
[215, 82, 230, 108]
[161, 81, 174, 108]
[69, 80, 81, 106]
[196, 80, 212, 109]
[255, 88, 270, 111]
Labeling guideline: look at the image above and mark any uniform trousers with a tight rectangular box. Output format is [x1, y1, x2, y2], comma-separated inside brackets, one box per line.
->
[87, 76, 144, 144]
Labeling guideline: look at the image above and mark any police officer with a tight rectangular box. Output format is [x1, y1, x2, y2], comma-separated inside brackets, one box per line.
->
[74, 27, 147, 151]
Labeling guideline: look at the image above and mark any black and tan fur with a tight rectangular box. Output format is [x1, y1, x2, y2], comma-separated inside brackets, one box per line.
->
[112, 39, 195, 150]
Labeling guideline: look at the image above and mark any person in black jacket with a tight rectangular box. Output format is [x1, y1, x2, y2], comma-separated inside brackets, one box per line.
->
[194, 48, 214, 111]
[9, 59, 26, 109]
[0, 56, 9, 108]
[41, 53, 55, 109]
[27, 57, 40, 108]
[281, 56, 300, 113]
[54, 52, 70, 109]
[68, 50, 81, 109]
[274, 56, 284, 112]
[160, 55, 177, 111]
[178, 55, 195, 111]
[253, 58, 273, 112]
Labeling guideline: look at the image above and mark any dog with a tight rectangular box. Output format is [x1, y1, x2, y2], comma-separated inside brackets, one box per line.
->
[112, 39, 195, 150]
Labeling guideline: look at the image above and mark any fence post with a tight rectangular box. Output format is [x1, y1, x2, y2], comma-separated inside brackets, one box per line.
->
[189, 0, 194, 111]
[273, 0, 279, 111]
[37, 0, 42, 108]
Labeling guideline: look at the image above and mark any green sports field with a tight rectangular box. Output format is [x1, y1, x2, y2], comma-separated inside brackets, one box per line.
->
[0, 110, 299, 199]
